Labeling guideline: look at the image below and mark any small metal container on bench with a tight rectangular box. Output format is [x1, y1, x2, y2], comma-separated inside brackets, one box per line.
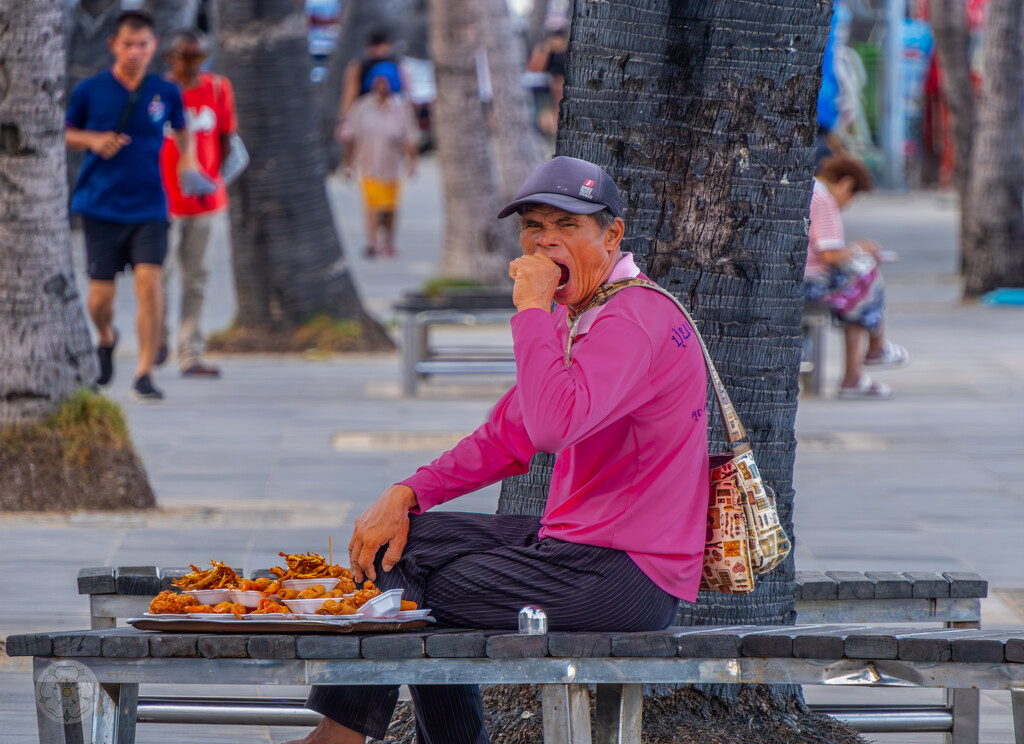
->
[518, 605, 547, 635]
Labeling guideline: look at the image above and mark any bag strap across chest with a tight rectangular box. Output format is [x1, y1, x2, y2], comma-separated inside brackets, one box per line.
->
[565, 278, 751, 455]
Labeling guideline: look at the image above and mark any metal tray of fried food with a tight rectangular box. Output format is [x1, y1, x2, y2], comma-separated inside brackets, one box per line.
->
[128, 616, 433, 633]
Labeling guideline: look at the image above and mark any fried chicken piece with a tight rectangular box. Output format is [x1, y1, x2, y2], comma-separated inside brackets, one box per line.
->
[351, 581, 381, 608]
[298, 584, 326, 599]
[400, 600, 418, 611]
[148, 590, 199, 614]
[261, 581, 280, 596]
[336, 577, 356, 594]
[190, 604, 216, 613]
[329, 564, 355, 580]
[236, 579, 261, 592]
[253, 577, 272, 591]
[212, 601, 236, 613]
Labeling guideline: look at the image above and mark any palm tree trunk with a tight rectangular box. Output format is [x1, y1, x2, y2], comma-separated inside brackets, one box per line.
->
[482, 0, 545, 202]
[1, 0, 155, 512]
[962, 0, 1024, 296]
[0, 0, 97, 426]
[214, 0, 392, 349]
[930, 0, 974, 271]
[499, 0, 831, 705]
[429, 0, 513, 284]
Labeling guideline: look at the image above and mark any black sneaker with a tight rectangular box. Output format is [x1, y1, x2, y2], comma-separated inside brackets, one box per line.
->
[154, 345, 169, 366]
[132, 374, 164, 401]
[96, 330, 118, 386]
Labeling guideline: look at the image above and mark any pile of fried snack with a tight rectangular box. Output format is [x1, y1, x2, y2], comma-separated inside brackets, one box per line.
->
[147, 552, 416, 617]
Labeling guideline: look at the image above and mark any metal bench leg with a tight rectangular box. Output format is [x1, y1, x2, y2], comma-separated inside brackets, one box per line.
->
[92, 682, 139, 744]
[1012, 689, 1024, 744]
[541, 684, 592, 744]
[400, 314, 418, 396]
[595, 684, 642, 744]
[947, 688, 980, 744]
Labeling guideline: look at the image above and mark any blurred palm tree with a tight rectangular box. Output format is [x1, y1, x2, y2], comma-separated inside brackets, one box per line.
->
[1, 0, 154, 510]
[933, 0, 1024, 297]
[213, 0, 392, 351]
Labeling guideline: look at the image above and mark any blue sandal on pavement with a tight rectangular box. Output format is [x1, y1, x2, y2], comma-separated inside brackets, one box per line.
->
[865, 340, 909, 368]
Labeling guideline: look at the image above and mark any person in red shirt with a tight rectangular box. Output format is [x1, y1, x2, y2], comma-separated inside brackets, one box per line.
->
[159, 29, 237, 377]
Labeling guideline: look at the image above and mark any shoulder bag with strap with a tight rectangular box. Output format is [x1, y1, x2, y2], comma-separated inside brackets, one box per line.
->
[74, 74, 153, 193]
[565, 277, 792, 594]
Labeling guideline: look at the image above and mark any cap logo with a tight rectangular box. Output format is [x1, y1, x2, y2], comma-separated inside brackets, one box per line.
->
[579, 178, 595, 199]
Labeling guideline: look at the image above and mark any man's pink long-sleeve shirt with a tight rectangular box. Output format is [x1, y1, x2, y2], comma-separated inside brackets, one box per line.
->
[400, 253, 709, 601]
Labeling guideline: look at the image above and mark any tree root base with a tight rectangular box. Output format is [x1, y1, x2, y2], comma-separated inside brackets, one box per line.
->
[375, 685, 867, 744]
[207, 316, 395, 354]
[0, 431, 155, 511]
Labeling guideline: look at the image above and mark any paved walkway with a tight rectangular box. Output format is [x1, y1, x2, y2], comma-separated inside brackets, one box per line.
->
[2, 159, 1022, 742]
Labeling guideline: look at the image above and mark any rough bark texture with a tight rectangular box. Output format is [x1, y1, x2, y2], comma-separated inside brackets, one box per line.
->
[962, 0, 1024, 296]
[377, 685, 863, 744]
[497, 0, 833, 709]
[930, 0, 975, 270]
[0, 0, 97, 426]
[213, 0, 392, 350]
[1, 0, 155, 512]
[430, 0, 513, 284]
[315, 0, 429, 171]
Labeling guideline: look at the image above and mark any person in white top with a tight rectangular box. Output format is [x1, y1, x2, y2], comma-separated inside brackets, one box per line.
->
[338, 60, 418, 259]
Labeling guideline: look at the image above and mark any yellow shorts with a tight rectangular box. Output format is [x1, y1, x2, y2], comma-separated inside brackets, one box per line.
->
[361, 177, 400, 212]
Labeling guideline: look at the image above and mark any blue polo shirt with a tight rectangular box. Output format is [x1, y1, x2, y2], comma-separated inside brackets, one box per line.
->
[66, 70, 185, 223]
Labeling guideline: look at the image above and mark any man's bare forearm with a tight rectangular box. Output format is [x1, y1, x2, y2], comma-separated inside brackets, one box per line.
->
[65, 128, 96, 151]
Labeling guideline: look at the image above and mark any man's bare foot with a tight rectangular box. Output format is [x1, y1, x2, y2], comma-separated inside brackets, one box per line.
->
[282, 717, 365, 744]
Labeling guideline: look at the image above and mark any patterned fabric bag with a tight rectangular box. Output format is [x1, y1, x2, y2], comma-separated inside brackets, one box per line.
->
[566, 278, 792, 594]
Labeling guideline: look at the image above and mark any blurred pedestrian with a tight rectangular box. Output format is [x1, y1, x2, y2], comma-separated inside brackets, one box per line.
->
[527, 23, 568, 136]
[338, 62, 419, 258]
[65, 10, 215, 401]
[805, 156, 909, 398]
[158, 28, 238, 378]
[337, 28, 407, 123]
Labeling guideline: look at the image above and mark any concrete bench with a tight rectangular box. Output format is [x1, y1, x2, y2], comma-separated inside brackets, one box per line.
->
[394, 290, 516, 396]
[57, 566, 990, 741]
[9, 620, 1023, 744]
[800, 303, 832, 396]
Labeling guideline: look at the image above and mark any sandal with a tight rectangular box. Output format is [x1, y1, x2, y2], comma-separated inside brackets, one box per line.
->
[838, 374, 892, 399]
[865, 340, 909, 368]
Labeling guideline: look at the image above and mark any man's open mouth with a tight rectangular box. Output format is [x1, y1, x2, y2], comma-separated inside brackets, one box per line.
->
[555, 262, 570, 291]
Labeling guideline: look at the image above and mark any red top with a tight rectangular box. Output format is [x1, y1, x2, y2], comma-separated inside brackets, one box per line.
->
[400, 254, 710, 601]
[160, 72, 237, 216]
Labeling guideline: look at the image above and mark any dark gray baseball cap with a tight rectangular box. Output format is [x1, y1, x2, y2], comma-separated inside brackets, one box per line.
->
[497, 156, 624, 219]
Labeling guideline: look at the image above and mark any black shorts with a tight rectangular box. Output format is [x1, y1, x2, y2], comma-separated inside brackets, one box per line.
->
[82, 218, 169, 281]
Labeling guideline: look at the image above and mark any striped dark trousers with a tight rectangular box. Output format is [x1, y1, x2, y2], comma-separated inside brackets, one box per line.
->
[306, 512, 679, 743]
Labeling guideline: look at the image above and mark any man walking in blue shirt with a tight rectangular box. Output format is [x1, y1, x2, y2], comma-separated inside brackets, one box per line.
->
[66, 11, 213, 401]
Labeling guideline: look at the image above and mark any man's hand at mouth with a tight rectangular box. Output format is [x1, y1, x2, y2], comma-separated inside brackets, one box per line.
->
[509, 254, 562, 312]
